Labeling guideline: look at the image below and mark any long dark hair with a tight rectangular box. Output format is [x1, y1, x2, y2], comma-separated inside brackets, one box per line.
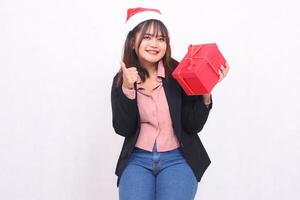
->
[117, 19, 178, 87]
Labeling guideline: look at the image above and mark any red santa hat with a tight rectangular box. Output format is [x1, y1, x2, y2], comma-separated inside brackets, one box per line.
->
[125, 7, 166, 34]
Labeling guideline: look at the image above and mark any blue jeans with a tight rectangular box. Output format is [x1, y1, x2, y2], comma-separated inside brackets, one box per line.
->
[119, 144, 198, 200]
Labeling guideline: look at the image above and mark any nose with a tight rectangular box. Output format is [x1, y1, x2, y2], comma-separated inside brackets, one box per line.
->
[149, 38, 159, 47]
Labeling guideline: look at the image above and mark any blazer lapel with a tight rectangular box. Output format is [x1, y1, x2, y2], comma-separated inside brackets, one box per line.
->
[163, 77, 182, 140]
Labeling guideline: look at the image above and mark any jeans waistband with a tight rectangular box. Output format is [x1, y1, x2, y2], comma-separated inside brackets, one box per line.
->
[133, 146, 181, 154]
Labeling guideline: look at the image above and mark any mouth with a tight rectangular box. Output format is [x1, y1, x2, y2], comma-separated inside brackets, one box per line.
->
[146, 50, 159, 55]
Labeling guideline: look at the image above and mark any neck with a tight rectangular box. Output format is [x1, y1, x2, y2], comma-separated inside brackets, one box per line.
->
[142, 62, 158, 79]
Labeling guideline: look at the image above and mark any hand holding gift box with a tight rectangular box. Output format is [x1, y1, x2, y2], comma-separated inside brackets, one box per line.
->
[172, 43, 229, 95]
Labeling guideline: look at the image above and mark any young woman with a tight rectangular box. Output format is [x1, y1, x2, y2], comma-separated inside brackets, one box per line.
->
[111, 7, 229, 200]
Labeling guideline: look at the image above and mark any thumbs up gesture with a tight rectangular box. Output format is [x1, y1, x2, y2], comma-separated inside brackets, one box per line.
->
[120, 61, 139, 89]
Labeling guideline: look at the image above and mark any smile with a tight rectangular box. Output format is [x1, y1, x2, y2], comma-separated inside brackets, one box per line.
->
[146, 50, 159, 55]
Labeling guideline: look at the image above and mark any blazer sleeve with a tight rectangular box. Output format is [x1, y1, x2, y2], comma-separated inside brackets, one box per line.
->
[111, 74, 138, 137]
[181, 91, 213, 135]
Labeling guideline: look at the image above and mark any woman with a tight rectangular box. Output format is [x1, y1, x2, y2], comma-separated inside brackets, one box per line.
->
[111, 7, 229, 200]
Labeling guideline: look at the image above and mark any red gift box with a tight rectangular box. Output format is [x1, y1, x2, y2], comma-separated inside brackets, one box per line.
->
[172, 43, 227, 95]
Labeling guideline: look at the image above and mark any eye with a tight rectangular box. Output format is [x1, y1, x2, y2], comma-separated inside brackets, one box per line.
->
[143, 35, 151, 40]
[158, 37, 165, 42]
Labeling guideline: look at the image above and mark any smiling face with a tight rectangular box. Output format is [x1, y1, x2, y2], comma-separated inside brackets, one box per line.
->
[118, 19, 172, 86]
[134, 23, 167, 67]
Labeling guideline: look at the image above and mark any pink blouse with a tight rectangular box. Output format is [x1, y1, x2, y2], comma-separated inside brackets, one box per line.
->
[122, 62, 180, 152]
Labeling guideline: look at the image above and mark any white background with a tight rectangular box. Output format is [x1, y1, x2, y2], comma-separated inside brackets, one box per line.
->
[1, 0, 299, 199]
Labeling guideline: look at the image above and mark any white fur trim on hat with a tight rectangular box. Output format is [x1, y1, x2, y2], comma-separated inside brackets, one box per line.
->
[125, 10, 166, 33]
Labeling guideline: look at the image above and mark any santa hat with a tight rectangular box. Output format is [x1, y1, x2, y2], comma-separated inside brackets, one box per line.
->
[125, 7, 166, 34]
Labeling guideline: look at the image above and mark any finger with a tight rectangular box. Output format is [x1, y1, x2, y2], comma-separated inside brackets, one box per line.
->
[220, 65, 225, 73]
[218, 69, 223, 82]
[129, 73, 139, 81]
[127, 70, 138, 78]
[127, 68, 138, 73]
[222, 63, 230, 76]
[223, 65, 229, 76]
[120, 61, 126, 72]
[225, 62, 230, 69]
[128, 77, 138, 86]
[225, 64, 230, 73]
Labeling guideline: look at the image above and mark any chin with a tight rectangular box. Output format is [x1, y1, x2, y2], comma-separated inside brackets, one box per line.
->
[146, 57, 163, 63]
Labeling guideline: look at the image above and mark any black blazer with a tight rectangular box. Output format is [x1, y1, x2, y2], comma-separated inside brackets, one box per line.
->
[111, 70, 212, 186]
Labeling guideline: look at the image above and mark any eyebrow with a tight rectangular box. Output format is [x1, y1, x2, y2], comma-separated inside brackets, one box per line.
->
[144, 33, 165, 37]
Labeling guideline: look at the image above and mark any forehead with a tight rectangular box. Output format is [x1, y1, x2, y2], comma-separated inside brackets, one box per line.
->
[135, 21, 166, 38]
[134, 21, 167, 43]
[145, 23, 163, 35]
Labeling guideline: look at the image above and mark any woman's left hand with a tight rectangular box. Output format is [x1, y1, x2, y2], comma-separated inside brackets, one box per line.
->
[202, 62, 230, 106]
[218, 62, 230, 82]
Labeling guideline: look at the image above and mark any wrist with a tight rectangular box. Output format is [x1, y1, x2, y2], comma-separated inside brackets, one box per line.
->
[202, 94, 211, 105]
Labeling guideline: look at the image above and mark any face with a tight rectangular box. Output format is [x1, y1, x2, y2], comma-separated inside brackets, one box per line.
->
[134, 24, 167, 66]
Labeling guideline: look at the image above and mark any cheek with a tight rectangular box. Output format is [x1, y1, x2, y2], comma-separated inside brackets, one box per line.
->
[137, 47, 144, 56]
[135, 44, 142, 55]
[161, 44, 167, 54]
[137, 42, 146, 54]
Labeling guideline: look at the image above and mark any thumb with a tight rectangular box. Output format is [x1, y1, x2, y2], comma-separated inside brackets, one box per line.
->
[120, 61, 126, 72]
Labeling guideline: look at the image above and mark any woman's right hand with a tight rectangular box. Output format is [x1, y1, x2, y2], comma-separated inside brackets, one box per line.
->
[121, 61, 139, 89]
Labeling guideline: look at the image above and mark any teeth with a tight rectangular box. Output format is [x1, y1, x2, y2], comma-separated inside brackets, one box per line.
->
[147, 50, 158, 54]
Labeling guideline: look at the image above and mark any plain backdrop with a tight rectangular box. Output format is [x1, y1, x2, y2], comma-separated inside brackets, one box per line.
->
[1, 0, 300, 199]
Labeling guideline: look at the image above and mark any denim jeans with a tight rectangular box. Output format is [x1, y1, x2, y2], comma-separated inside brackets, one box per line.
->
[119, 143, 198, 200]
